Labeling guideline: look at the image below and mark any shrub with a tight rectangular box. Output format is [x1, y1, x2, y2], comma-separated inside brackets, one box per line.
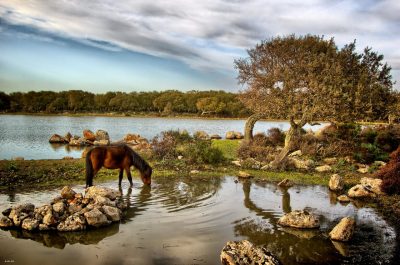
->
[183, 140, 225, 164]
[266, 128, 285, 146]
[376, 146, 400, 194]
[354, 143, 388, 164]
[374, 128, 399, 152]
[297, 133, 320, 157]
[151, 130, 192, 159]
[360, 127, 377, 144]
[237, 140, 276, 162]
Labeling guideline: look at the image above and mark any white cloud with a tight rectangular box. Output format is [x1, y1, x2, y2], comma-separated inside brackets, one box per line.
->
[0, 0, 399, 84]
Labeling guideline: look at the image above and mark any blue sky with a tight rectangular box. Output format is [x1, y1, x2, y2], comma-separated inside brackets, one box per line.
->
[0, 0, 399, 93]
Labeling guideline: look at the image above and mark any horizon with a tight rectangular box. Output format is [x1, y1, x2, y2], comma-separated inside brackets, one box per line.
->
[0, 0, 399, 93]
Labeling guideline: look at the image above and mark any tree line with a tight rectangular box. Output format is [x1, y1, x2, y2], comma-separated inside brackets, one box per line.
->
[0, 90, 251, 117]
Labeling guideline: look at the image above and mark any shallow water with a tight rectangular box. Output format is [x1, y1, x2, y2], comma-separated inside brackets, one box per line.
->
[0, 115, 325, 159]
[0, 176, 397, 265]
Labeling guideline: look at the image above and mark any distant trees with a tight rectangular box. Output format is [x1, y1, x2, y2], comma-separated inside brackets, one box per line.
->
[1, 89, 249, 117]
[235, 35, 394, 167]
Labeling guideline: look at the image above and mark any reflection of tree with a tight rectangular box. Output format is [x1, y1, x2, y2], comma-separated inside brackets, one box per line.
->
[233, 180, 339, 265]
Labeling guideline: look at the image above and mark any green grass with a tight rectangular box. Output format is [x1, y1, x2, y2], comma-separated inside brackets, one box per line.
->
[211, 139, 241, 160]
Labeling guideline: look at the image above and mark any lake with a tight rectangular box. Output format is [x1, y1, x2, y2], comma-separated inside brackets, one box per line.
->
[0, 115, 325, 160]
[0, 177, 396, 265]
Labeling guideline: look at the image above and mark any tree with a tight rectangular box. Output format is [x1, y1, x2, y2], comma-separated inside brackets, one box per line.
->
[235, 35, 393, 167]
[0, 92, 11, 111]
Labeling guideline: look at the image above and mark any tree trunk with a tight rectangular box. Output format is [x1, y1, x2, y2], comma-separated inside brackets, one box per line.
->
[271, 117, 304, 169]
[244, 113, 265, 141]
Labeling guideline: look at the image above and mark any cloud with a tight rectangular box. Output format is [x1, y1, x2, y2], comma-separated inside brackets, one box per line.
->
[0, 0, 399, 85]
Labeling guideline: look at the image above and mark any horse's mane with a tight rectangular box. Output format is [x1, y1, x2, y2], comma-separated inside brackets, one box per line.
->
[124, 145, 151, 172]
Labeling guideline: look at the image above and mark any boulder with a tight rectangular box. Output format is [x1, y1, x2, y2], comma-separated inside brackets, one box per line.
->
[220, 240, 281, 265]
[194, 131, 210, 140]
[329, 217, 355, 242]
[278, 178, 293, 188]
[288, 150, 302, 157]
[231, 160, 242, 167]
[238, 171, 252, 179]
[52, 201, 65, 214]
[337, 195, 351, 203]
[360, 177, 384, 195]
[210, 134, 222, 140]
[94, 139, 110, 146]
[315, 165, 332, 172]
[69, 138, 86, 146]
[234, 132, 244, 139]
[289, 157, 314, 170]
[277, 210, 320, 229]
[102, 205, 121, 222]
[96, 130, 110, 141]
[49, 134, 67, 144]
[124, 133, 141, 143]
[226, 131, 236, 139]
[64, 132, 73, 142]
[9, 203, 35, 226]
[84, 208, 111, 227]
[42, 212, 57, 226]
[93, 195, 116, 207]
[323, 157, 338, 165]
[0, 216, 13, 228]
[85, 186, 121, 200]
[57, 213, 86, 231]
[329, 174, 344, 191]
[347, 184, 375, 198]
[83, 129, 96, 141]
[61, 186, 76, 200]
[21, 217, 39, 231]
[357, 166, 369, 174]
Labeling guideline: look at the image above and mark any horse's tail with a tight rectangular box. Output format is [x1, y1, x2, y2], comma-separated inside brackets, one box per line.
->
[85, 148, 94, 187]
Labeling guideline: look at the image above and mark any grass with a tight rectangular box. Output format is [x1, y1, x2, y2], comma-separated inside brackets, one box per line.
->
[211, 139, 241, 160]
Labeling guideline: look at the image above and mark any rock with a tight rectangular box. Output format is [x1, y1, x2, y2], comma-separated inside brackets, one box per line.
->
[93, 195, 116, 207]
[9, 203, 35, 226]
[238, 171, 252, 179]
[360, 177, 384, 195]
[231, 160, 241, 167]
[277, 210, 320, 229]
[83, 129, 96, 141]
[69, 138, 86, 146]
[93, 139, 110, 146]
[96, 130, 110, 141]
[347, 184, 375, 198]
[2, 207, 12, 216]
[21, 217, 39, 231]
[288, 150, 302, 157]
[323, 157, 338, 165]
[102, 206, 121, 222]
[234, 132, 244, 139]
[34, 204, 52, 218]
[43, 212, 57, 226]
[210, 134, 222, 139]
[357, 166, 369, 174]
[190, 170, 200, 174]
[85, 186, 121, 200]
[0, 216, 13, 228]
[84, 208, 111, 227]
[225, 131, 236, 140]
[64, 132, 73, 142]
[315, 165, 332, 172]
[373, 161, 387, 168]
[220, 240, 281, 265]
[39, 224, 50, 231]
[57, 213, 86, 231]
[11, 157, 24, 161]
[329, 174, 344, 191]
[289, 157, 314, 170]
[337, 195, 351, 203]
[68, 204, 83, 215]
[49, 134, 67, 144]
[177, 155, 183, 160]
[194, 130, 209, 140]
[124, 133, 141, 143]
[61, 186, 76, 200]
[52, 201, 65, 214]
[329, 217, 356, 242]
[278, 178, 293, 188]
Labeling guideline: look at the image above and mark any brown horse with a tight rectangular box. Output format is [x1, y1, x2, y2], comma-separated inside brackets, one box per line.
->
[85, 145, 152, 187]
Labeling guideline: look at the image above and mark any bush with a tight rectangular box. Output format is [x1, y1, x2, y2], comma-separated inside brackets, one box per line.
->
[183, 140, 225, 165]
[376, 146, 400, 194]
[151, 130, 192, 159]
[374, 128, 399, 152]
[237, 139, 276, 162]
[266, 128, 285, 146]
[360, 127, 377, 144]
[354, 143, 388, 164]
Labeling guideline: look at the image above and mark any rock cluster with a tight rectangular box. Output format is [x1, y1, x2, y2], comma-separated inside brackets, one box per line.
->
[49, 129, 110, 146]
[0, 186, 127, 232]
[220, 240, 282, 265]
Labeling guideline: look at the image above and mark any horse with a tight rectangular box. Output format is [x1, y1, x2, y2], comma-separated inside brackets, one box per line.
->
[85, 144, 152, 187]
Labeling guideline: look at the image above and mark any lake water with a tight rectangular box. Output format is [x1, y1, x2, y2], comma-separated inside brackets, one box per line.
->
[0, 115, 325, 160]
[0, 177, 397, 265]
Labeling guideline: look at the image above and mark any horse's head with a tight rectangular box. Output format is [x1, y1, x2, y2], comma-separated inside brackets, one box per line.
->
[141, 165, 152, 185]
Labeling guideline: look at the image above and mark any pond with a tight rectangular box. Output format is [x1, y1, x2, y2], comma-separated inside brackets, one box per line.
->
[0, 115, 325, 160]
[0, 176, 397, 265]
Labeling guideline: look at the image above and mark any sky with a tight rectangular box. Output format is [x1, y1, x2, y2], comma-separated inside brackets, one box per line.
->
[0, 0, 399, 93]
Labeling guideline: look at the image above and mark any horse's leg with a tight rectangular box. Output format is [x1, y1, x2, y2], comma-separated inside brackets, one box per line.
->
[118, 169, 123, 186]
[125, 167, 133, 186]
